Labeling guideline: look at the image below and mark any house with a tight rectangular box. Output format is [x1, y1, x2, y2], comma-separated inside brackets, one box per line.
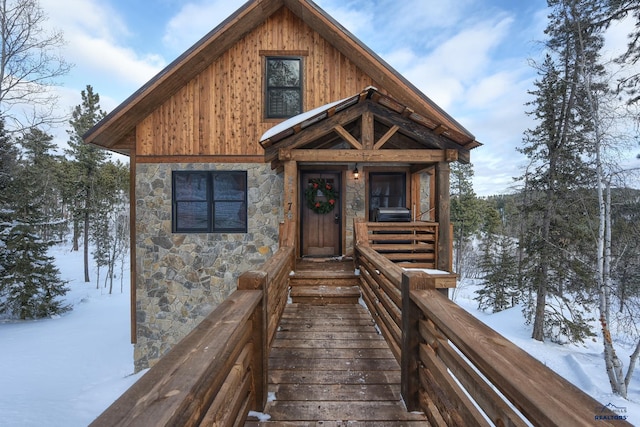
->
[84, 0, 481, 371]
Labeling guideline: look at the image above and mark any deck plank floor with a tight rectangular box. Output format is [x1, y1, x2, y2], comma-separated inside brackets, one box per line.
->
[245, 303, 429, 426]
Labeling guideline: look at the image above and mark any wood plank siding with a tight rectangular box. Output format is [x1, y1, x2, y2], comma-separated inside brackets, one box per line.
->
[136, 7, 377, 157]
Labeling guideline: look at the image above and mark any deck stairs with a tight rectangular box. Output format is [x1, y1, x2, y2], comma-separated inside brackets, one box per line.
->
[245, 258, 428, 425]
[289, 258, 361, 305]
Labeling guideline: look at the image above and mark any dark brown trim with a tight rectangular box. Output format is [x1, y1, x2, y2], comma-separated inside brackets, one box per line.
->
[135, 155, 265, 164]
[130, 152, 137, 344]
[259, 49, 309, 56]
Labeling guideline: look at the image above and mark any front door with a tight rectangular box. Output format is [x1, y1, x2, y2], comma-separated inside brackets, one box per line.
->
[301, 171, 341, 257]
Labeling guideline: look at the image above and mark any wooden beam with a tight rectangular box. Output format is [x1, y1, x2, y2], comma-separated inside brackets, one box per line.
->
[373, 124, 400, 150]
[367, 102, 453, 150]
[435, 162, 451, 273]
[334, 124, 363, 150]
[283, 160, 298, 251]
[281, 149, 450, 163]
[263, 103, 366, 162]
[362, 111, 374, 149]
[445, 149, 458, 162]
[410, 164, 435, 175]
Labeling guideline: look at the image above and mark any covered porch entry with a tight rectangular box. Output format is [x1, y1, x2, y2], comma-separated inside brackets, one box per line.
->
[260, 87, 479, 269]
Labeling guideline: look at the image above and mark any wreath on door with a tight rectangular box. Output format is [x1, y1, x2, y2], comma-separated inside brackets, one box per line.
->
[305, 178, 338, 214]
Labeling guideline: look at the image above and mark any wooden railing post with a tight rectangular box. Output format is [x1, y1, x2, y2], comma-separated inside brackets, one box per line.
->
[401, 271, 434, 411]
[238, 271, 268, 411]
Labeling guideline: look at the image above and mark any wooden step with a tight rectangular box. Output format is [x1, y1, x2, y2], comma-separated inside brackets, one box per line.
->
[290, 275, 360, 287]
[290, 285, 361, 305]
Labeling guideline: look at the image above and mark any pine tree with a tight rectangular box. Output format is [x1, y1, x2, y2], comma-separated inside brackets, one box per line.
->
[475, 231, 520, 313]
[518, 2, 599, 343]
[0, 127, 69, 319]
[17, 127, 65, 241]
[604, 1, 640, 103]
[0, 118, 19, 297]
[64, 85, 108, 282]
[450, 162, 482, 278]
[90, 160, 129, 293]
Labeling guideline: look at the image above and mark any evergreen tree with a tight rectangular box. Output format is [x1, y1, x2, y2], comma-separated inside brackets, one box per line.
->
[0, 127, 68, 319]
[17, 127, 65, 241]
[603, 1, 640, 103]
[612, 188, 640, 313]
[518, 16, 597, 343]
[64, 85, 107, 282]
[475, 231, 521, 313]
[90, 160, 129, 293]
[0, 118, 19, 295]
[0, 118, 18, 211]
[450, 162, 482, 278]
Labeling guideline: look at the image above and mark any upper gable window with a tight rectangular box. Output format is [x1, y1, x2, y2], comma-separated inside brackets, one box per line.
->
[265, 57, 302, 118]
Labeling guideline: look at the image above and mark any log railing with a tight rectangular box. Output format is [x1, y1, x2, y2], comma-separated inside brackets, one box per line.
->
[90, 244, 295, 426]
[359, 220, 439, 268]
[354, 219, 629, 427]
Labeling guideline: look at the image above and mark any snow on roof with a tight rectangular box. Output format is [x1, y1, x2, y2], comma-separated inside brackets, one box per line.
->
[260, 98, 350, 142]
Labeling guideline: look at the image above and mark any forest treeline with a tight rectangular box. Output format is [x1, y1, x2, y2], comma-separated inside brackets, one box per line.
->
[450, 0, 640, 398]
[0, 86, 129, 320]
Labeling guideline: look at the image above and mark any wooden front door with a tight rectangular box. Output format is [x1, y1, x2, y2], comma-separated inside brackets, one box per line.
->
[301, 171, 341, 257]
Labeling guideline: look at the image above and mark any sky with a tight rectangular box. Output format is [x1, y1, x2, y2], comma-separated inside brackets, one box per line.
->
[37, 0, 639, 196]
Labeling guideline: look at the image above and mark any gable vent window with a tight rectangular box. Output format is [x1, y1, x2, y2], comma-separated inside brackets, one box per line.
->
[172, 171, 247, 233]
[265, 57, 302, 118]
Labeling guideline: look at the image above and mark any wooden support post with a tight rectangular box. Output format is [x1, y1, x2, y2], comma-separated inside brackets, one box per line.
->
[238, 271, 268, 411]
[362, 110, 374, 149]
[401, 271, 433, 411]
[435, 162, 451, 273]
[283, 160, 297, 249]
[129, 152, 137, 344]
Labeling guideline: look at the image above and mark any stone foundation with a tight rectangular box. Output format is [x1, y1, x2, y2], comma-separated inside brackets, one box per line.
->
[134, 163, 283, 371]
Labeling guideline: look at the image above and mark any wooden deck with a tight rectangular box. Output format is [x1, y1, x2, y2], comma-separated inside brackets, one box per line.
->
[245, 302, 429, 425]
[91, 248, 629, 427]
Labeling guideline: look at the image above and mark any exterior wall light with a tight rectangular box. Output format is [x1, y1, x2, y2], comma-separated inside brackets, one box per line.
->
[353, 164, 359, 180]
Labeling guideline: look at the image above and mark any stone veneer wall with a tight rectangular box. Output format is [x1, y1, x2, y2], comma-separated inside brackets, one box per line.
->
[420, 172, 431, 220]
[134, 163, 283, 371]
[344, 166, 365, 255]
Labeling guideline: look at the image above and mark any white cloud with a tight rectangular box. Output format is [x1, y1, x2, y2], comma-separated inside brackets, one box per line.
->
[41, 0, 129, 43]
[162, 0, 246, 54]
[41, 0, 166, 99]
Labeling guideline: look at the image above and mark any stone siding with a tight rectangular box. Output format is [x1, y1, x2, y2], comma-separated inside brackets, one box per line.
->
[344, 166, 365, 254]
[134, 163, 283, 371]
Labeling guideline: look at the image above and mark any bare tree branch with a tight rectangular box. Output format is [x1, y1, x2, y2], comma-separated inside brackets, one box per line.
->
[0, 0, 72, 133]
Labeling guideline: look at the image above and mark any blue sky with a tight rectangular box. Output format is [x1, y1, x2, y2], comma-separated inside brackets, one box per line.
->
[39, 0, 636, 196]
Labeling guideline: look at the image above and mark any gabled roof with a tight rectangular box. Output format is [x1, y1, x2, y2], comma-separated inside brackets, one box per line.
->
[260, 86, 480, 165]
[83, 0, 480, 152]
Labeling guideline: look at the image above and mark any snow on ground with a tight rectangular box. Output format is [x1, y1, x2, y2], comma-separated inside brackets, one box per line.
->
[0, 246, 145, 427]
[453, 280, 640, 424]
[0, 245, 638, 425]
